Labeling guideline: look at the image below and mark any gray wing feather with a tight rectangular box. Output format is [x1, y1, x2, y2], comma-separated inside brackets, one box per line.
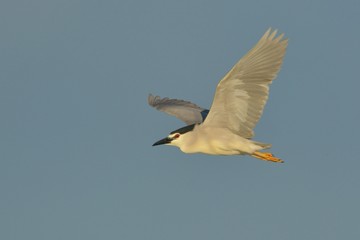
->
[148, 94, 208, 125]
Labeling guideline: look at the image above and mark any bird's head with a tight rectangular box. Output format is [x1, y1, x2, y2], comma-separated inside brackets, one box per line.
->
[152, 124, 195, 148]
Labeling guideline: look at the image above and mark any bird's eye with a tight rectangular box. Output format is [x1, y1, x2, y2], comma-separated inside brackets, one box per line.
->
[173, 133, 180, 139]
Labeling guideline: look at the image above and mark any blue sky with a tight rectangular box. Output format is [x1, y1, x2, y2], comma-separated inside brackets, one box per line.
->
[1, 0, 360, 239]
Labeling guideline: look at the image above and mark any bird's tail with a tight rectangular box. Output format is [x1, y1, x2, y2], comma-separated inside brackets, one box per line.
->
[252, 141, 272, 149]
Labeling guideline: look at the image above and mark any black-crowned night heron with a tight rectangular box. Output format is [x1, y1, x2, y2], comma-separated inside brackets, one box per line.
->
[148, 28, 288, 163]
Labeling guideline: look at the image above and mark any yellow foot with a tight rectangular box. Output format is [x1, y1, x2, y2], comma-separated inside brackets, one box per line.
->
[251, 151, 284, 163]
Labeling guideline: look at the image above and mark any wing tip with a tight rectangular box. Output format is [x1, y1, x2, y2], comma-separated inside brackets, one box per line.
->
[148, 93, 162, 107]
[263, 27, 287, 44]
[148, 93, 154, 105]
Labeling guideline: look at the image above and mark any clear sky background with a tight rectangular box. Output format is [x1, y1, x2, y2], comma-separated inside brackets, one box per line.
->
[1, 0, 360, 239]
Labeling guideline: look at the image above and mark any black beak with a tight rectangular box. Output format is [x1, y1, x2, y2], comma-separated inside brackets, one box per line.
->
[152, 137, 172, 146]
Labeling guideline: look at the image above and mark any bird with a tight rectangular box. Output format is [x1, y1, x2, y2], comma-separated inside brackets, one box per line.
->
[148, 28, 288, 163]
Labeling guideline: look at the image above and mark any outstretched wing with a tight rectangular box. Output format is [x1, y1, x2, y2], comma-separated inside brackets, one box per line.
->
[148, 94, 209, 125]
[203, 28, 288, 138]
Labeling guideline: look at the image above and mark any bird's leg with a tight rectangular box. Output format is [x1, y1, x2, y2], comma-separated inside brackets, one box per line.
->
[251, 151, 284, 163]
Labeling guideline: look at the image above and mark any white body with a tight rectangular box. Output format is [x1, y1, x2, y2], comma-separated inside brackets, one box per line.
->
[174, 124, 269, 155]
